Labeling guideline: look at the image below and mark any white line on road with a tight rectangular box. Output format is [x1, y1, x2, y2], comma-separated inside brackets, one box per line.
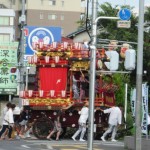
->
[21, 145, 31, 149]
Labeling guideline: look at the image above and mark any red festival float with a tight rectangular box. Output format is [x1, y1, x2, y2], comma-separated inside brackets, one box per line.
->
[19, 40, 118, 139]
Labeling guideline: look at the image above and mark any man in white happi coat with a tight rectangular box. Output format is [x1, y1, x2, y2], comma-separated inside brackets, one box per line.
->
[100, 104, 123, 142]
[71, 101, 89, 142]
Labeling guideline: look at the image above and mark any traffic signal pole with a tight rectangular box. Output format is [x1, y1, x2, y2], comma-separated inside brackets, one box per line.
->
[88, 1, 144, 150]
[87, 1, 119, 149]
[135, 0, 145, 150]
[87, 1, 97, 149]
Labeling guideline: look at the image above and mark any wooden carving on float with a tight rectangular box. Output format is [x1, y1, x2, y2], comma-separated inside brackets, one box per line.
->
[71, 61, 89, 70]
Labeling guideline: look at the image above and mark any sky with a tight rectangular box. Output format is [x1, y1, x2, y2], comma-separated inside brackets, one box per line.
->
[96, 0, 150, 13]
[97, 0, 150, 8]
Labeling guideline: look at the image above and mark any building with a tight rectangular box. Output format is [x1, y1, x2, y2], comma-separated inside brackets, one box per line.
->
[0, 7, 15, 42]
[0, 0, 87, 38]
[67, 26, 91, 42]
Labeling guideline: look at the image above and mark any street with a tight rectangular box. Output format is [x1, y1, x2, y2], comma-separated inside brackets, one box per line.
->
[0, 139, 125, 150]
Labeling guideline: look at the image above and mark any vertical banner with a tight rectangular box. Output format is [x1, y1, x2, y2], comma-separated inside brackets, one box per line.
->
[0, 42, 18, 94]
[141, 83, 149, 134]
[130, 84, 149, 134]
[130, 88, 136, 118]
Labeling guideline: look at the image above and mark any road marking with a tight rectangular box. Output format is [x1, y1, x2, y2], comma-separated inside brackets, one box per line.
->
[53, 145, 104, 150]
[73, 145, 103, 150]
[61, 149, 79, 150]
[46, 144, 53, 150]
[21, 145, 31, 149]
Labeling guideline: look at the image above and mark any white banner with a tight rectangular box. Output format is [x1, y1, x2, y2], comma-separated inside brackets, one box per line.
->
[130, 88, 136, 118]
[130, 84, 149, 134]
[141, 83, 149, 134]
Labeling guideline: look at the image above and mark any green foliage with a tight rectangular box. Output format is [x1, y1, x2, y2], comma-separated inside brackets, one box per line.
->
[126, 113, 134, 135]
[143, 6, 150, 85]
[97, 3, 150, 86]
[112, 74, 130, 105]
[144, 7, 150, 21]
[97, 3, 138, 42]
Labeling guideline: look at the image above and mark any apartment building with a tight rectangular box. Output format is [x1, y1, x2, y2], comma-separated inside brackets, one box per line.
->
[0, 0, 86, 38]
[0, 7, 15, 42]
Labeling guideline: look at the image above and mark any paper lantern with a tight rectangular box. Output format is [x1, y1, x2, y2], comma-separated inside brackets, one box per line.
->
[61, 90, 66, 97]
[39, 90, 44, 97]
[45, 56, 50, 63]
[55, 56, 60, 63]
[50, 90, 55, 97]
[32, 42, 37, 49]
[19, 91, 26, 98]
[39, 41, 44, 48]
[28, 90, 33, 97]
[63, 42, 68, 49]
[27, 56, 33, 64]
[33, 55, 38, 63]
[52, 42, 57, 48]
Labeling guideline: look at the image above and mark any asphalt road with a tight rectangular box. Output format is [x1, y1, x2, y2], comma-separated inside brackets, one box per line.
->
[0, 139, 126, 150]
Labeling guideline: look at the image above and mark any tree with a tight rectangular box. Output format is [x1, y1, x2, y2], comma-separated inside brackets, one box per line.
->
[143, 6, 150, 84]
[96, 3, 139, 105]
[97, 2, 138, 42]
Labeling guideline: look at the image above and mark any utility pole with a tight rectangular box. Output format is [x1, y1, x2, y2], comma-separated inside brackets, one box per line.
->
[135, 0, 144, 150]
[19, 0, 26, 98]
[88, 14, 118, 150]
[87, 0, 97, 150]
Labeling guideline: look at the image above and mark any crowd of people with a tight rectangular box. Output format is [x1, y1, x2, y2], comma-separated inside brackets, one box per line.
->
[0, 102, 16, 140]
[0, 102, 31, 140]
[71, 102, 123, 142]
[0, 101, 150, 142]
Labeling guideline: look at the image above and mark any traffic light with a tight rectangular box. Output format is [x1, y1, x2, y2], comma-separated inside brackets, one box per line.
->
[104, 51, 119, 71]
[124, 49, 136, 70]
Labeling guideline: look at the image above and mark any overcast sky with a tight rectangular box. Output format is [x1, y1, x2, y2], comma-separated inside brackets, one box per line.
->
[86, 0, 150, 14]
[95, 0, 150, 13]
[97, 0, 150, 8]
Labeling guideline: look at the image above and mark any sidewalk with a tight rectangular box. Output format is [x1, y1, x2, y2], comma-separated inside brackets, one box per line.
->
[124, 135, 150, 150]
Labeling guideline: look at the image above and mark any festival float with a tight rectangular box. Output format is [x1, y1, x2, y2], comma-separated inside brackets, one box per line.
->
[19, 40, 119, 139]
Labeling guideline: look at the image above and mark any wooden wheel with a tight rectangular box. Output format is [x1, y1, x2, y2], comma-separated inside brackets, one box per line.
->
[32, 118, 54, 139]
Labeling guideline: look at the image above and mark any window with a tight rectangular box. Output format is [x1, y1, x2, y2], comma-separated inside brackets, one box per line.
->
[41, 0, 44, 5]
[10, 17, 14, 25]
[0, 16, 9, 25]
[60, 15, 64, 21]
[49, 0, 56, 6]
[12, 0, 16, 5]
[48, 14, 57, 20]
[81, 0, 86, 7]
[40, 12, 44, 19]
[61, 1, 64, 7]
[0, 34, 10, 42]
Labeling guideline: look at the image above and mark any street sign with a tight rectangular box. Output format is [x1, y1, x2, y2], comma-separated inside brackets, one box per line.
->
[117, 20, 131, 28]
[119, 8, 131, 21]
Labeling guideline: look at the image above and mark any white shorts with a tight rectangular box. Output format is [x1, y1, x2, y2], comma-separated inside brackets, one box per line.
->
[19, 120, 28, 126]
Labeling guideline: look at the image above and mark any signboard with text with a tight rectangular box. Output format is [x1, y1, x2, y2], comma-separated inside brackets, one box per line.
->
[117, 21, 131, 28]
[0, 42, 18, 95]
